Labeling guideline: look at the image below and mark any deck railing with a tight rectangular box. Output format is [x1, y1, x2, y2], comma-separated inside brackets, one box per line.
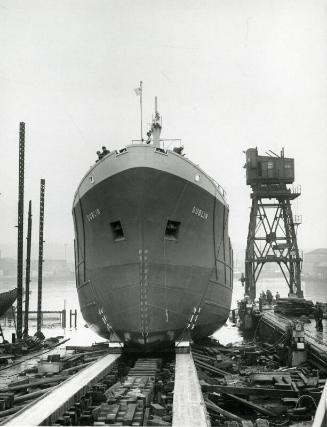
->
[131, 139, 182, 150]
[129, 140, 227, 200]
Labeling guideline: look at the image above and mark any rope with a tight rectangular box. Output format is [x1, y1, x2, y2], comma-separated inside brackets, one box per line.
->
[271, 419, 290, 426]
[295, 394, 317, 409]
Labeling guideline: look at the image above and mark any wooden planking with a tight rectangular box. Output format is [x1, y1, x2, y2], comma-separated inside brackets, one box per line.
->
[4, 354, 120, 426]
[312, 379, 327, 427]
[172, 353, 210, 427]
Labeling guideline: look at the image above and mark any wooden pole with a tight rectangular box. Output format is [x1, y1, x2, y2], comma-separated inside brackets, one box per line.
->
[36, 179, 45, 338]
[16, 122, 25, 340]
[24, 200, 32, 337]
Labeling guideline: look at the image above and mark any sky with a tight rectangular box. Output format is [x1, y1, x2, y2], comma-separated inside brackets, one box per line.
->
[0, 0, 326, 262]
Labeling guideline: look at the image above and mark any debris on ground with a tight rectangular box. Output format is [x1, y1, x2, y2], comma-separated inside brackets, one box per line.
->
[193, 339, 325, 427]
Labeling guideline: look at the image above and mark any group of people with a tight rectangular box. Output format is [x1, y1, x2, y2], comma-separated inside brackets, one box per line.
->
[258, 290, 324, 332]
[259, 289, 279, 305]
[96, 146, 110, 162]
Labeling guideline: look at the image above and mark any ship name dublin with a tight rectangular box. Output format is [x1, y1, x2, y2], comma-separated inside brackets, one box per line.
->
[87, 208, 101, 222]
[192, 206, 208, 220]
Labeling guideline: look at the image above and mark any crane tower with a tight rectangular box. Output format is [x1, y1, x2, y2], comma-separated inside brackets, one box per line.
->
[244, 148, 303, 301]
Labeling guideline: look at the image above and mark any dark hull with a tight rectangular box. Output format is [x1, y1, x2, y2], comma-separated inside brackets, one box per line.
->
[0, 288, 17, 317]
[73, 152, 233, 349]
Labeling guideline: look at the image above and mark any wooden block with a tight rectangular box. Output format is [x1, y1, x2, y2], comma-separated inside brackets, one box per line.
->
[150, 403, 165, 417]
[143, 407, 150, 426]
[282, 397, 298, 404]
[148, 417, 170, 426]
[38, 361, 63, 374]
[123, 403, 137, 425]
[282, 376, 292, 385]
[307, 377, 319, 387]
[106, 404, 120, 423]
[224, 422, 239, 427]
[291, 382, 299, 393]
[256, 419, 269, 427]
[0, 393, 14, 409]
[47, 354, 61, 362]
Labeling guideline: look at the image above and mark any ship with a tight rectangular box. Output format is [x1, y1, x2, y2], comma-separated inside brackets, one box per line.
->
[0, 288, 17, 317]
[72, 98, 233, 350]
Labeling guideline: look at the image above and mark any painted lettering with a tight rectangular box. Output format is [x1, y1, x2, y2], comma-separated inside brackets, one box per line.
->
[87, 208, 101, 222]
[191, 206, 208, 220]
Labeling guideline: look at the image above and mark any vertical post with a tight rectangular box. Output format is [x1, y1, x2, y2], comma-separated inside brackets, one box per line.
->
[69, 309, 72, 328]
[245, 198, 258, 301]
[16, 122, 25, 340]
[62, 309, 66, 328]
[140, 81, 143, 141]
[36, 179, 45, 338]
[24, 200, 32, 337]
[74, 309, 77, 328]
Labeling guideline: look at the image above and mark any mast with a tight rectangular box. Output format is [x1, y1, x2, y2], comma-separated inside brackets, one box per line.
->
[152, 96, 162, 148]
[140, 81, 143, 141]
[36, 179, 45, 338]
[24, 200, 32, 337]
[16, 122, 25, 341]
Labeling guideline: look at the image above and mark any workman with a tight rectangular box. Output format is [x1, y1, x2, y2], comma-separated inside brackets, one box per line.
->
[102, 146, 110, 156]
[258, 296, 263, 312]
[146, 130, 152, 144]
[96, 150, 102, 162]
[266, 289, 273, 305]
[173, 145, 184, 155]
[275, 291, 280, 300]
[314, 303, 324, 332]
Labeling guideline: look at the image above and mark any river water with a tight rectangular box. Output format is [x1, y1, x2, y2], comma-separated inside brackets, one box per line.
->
[0, 275, 326, 346]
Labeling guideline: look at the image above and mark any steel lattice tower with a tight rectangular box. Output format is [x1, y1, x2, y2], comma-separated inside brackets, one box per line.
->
[244, 148, 303, 301]
[16, 122, 25, 340]
[36, 179, 45, 337]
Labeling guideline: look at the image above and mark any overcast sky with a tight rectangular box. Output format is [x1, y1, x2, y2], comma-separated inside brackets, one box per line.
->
[0, 0, 326, 261]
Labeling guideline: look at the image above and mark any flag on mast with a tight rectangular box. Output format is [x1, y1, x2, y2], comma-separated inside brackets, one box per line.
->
[134, 86, 142, 96]
[135, 81, 143, 141]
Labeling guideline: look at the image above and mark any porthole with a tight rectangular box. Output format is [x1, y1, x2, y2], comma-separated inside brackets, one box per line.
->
[110, 221, 125, 241]
[164, 220, 181, 241]
[89, 176, 94, 184]
[195, 174, 200, 182]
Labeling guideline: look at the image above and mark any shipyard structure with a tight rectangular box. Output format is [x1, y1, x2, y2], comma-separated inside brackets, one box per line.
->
[73, 101, 233, 349]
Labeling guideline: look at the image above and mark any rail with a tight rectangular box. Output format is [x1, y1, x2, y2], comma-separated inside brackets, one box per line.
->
[173, 351, 210, 427]
[129, 140, 227, 200]
[131, 138, 182, 150]
[4, 353, 120, 426]
[312, 379, 327, 427]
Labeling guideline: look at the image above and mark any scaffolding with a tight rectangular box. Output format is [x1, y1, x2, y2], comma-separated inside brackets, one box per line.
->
[16, 122, 25, 340]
